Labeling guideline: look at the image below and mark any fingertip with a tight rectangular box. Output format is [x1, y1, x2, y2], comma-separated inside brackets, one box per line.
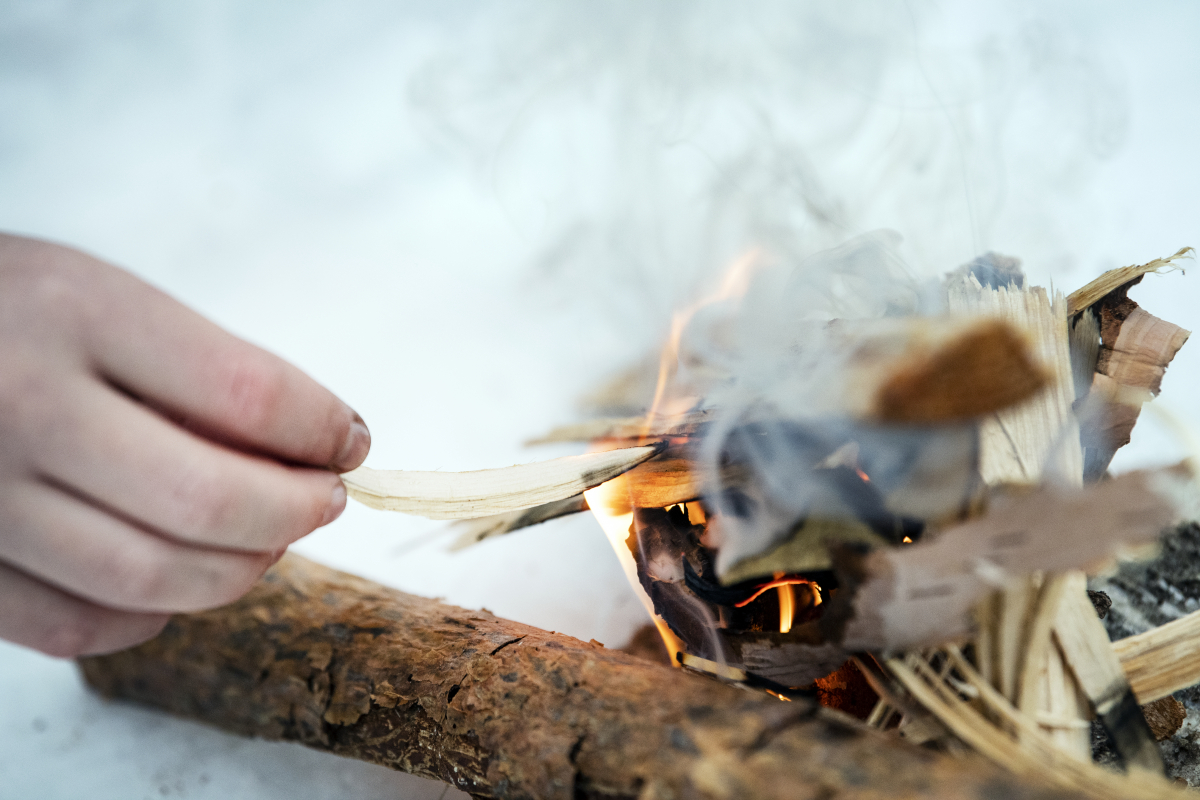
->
[77, 613, 172, 656]
[331, 413, 370, 473]
[320, 479, 347, 528]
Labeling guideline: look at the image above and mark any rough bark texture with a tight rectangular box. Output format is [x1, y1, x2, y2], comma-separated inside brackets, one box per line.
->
[79, 554, 1080, 800]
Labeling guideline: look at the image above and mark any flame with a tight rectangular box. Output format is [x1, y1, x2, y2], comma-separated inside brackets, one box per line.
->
[778, 583, 795, 633]
[639, 249, 762, 440]
[584, 475, 685, 666]
[855, 467, 870, 482]
[593, 249, 763, 664]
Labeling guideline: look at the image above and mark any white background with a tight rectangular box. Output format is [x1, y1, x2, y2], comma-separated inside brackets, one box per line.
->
[1, 2, 1198, 798]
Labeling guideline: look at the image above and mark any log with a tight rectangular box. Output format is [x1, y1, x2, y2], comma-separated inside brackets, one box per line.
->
[78, 554, 1080, 800]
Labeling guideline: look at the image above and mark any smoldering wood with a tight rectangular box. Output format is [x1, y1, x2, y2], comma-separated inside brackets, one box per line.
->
[79, 554, 1087, 800]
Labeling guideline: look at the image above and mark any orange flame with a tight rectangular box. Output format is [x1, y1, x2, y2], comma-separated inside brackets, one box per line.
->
[778, 583, 795, 633]
[584, 475, 685, 666]
[592, 249, 764, 665]
[639, 249, 762, 440]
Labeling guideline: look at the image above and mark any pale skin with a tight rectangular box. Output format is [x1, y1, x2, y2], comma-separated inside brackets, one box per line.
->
[0, 233, 369, 657]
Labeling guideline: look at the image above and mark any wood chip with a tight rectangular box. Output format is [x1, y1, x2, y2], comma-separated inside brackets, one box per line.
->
[342, 446, 657, 519]
[947, 279, 1081, 486]
[842, 468, 1187, 651]
[1113, 608, 1200, 704]
[1067, 247, 1193, 316]
[865, 318, 1048, 424]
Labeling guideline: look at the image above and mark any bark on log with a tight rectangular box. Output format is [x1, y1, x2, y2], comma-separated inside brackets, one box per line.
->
[78, 554, 1080, 800]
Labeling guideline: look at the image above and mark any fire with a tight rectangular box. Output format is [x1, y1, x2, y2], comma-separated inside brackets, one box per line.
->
[587, 249, 767, 664]
[639, 249, 762, 440]
[584, 475, 685, 665]
[778, 583, 794, 633]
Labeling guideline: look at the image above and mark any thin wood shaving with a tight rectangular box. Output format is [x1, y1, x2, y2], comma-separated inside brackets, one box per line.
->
[342, 446, 657, 519]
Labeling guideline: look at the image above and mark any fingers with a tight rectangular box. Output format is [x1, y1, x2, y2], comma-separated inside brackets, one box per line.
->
[0, 479, 276, 613]
[30, 239, 370, 471]
[27, 376, 346, 552]
[0, 559, 169, 658]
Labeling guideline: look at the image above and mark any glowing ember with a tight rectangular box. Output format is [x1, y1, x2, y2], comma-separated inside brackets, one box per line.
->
[731, 576, 820, 609]
[778, 583, 795, 633]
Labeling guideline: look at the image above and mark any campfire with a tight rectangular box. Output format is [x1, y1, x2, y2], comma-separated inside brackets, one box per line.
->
[80, 242, 1200, 799]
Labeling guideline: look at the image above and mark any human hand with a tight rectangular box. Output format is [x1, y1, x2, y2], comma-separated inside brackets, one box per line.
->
[0, 233, 369, 657]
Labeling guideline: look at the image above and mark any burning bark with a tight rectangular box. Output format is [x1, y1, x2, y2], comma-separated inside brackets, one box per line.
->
[79, 553, 1080, 800]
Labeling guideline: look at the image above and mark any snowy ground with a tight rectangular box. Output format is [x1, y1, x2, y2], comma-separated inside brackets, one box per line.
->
[1, 2, 1198, 797]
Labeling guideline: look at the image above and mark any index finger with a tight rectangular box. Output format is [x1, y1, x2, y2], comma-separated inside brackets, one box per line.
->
[71, 249, 370, 471]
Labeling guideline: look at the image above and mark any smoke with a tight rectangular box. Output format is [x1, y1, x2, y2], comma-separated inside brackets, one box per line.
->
[408, 0, 1131, 345]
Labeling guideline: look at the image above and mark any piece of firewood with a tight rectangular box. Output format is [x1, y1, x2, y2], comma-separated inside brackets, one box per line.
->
[1112, 608, 1200, 704]
[78, 554, 1081, 800]
[341, 446, 657, 519]
[947, 278, 1081, 486]
[946, 277, 1091, 761]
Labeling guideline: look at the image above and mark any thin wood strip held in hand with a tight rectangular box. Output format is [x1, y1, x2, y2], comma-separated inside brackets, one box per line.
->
[341, 446, 657, 519]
